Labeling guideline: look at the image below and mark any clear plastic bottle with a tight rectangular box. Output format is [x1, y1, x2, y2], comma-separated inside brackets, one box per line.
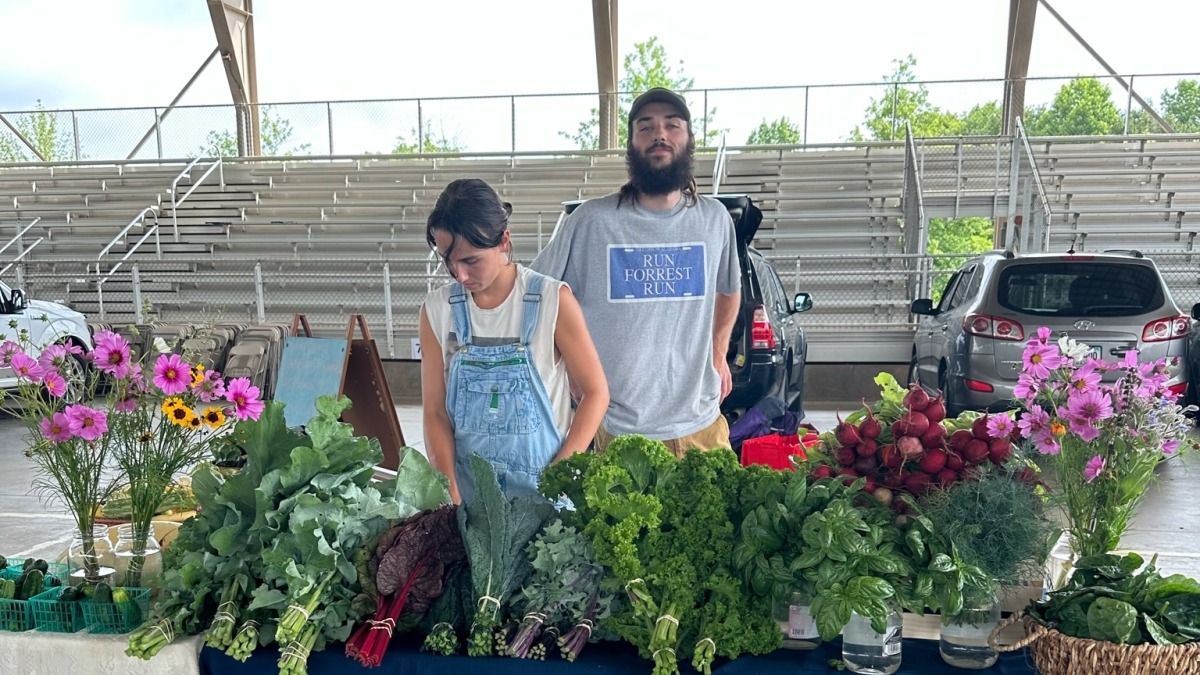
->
[940, 588, 1001, 669]
[841, 607, 902, 675]
[771, 590, 822, 649]
[68, 525, 116, 585]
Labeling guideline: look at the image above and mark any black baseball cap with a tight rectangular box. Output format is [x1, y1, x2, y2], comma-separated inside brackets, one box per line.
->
[628, 88, 692, 129]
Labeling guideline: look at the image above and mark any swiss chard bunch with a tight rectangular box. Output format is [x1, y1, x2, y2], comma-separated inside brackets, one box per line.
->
[1027, 551, 1200, 645]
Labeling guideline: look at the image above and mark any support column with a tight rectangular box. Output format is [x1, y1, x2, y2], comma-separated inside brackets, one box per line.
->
[592, 0, 619, 149]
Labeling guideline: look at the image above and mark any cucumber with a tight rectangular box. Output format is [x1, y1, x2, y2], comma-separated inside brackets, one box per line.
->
[20, 570, 44, 600]
[0, 578, 14, 600]
[31, 559, 48, 574]
[93, 582, 113, 604]
[57, 586, 81, 602]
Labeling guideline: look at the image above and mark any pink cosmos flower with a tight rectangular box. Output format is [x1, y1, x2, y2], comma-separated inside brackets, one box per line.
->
[192, 370, 227, 402]
[1035, 326, 1053, 344]
[1068, 361, 1102, 395]
[114, 397, 138, 413]
[1023, 343, 1063, 379]
[64, 405, 108, 442]
[42, 371, 67, 398]
[38, 344, 68, 371]
[1163, 439, 1181, 457]
[1083, 455, 1106, 483]
[1016, 404, 1050, 439]
[0, 340, 19, 367]
[986, 414, 1015, 439]
[40, 412, 73, 443]
[92, 333, 132, 379]
[10, 352, 45, 381]
[1034, 430, 1061, 455]
[153, 354, 191, 396]
[225, 377, 264, 421]
[1013, 372, 1039, 404]
[1067, 388, 1114, 425]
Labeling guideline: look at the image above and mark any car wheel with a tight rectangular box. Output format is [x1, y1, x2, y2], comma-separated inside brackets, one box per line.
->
[58, 351, 88, 404]
[938, 366, 962, 418]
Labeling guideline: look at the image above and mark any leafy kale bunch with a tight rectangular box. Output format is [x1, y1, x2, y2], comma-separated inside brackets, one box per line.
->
[1028, 551, 1200, 645]
[733, 468, 988, 641]
[129, 395, 449, 672]
[541, 435, 780, 675]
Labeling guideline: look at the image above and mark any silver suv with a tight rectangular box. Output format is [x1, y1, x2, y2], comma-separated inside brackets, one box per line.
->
[908, 250, 1191, 416]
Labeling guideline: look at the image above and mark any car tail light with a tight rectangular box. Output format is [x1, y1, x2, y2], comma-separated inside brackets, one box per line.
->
[1168, 382, 1188, 397]
[963, 314, 1025, 341]
[1142, 315, 1190, 342]
[751, 306, 776, 350]
[965, 378, 994, 393]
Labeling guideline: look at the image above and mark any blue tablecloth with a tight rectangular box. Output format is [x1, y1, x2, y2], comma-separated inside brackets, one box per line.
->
[199, 635, 1039, 674]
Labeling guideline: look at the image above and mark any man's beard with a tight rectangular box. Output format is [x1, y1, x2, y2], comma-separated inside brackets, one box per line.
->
[626, 140, 695, 197]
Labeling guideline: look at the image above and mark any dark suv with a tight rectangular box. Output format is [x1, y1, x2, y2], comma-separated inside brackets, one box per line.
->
[560, 196, 813, 421]
[909, 250, 1191, 416]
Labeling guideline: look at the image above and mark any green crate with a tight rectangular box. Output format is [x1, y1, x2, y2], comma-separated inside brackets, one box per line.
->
[0, 598, 33, 632]
[29, 588, 83, 633]
[81, 587, 150, 634]
[2, 559, 69, 584]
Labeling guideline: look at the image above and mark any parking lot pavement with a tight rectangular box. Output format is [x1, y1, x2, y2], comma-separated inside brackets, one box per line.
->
[1, 406, 1196, 578]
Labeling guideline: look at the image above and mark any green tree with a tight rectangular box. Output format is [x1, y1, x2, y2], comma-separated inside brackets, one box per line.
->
[202, 106, 311, 157]
[850, 56, 965, 141]
[959, 101, 1003, 136]
[1024, 78, 1122, 136]
[1123, 79, 1200, 134]
[927, 216, 995, 300]
[746, 117, 801, 145]
[562, 36, 720, 149]
[392, 120, 462, 153]
[0, 100, 73, 162]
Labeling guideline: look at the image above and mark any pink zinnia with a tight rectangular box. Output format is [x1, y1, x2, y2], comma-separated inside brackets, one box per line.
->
[225, 377, 264, 420]
[1083, 455, 1106, 483]
[1023, 343, 1063, 379]
[986, 414, 1015, 439]
[64, 405, 107, 442]
[92, 334, 132, 379]
[10, 352, 45, 381]
[153, 354, 192, 396]
[193, 370, 227, 402]
[42, 371, 67, 398]
[0, 340, 19, 367]
[40, 412, 72, 443]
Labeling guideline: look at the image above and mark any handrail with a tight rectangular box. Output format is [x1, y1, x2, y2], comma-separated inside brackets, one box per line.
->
[711, 133, 727, 195]
[97, 226, 159, 285]
[170, 145, 225, 242]
[97, 206, 160, 262]
[1015, 117, 1054, 250]
[0, 237, 45, 277]
[0, 217, 40, 256]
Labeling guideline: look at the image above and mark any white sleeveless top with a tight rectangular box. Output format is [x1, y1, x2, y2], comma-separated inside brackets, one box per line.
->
[421, 264, 572, 438]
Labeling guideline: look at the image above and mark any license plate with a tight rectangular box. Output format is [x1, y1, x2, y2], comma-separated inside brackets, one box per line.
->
[1089, 345, 1103, 360]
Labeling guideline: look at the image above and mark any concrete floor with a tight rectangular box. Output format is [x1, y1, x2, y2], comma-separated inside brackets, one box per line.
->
[2, 406, 1197, 579]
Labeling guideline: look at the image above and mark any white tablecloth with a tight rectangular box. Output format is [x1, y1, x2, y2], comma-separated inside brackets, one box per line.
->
[0, 629, 202, 675]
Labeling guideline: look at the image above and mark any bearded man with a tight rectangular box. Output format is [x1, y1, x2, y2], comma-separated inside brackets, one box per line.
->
[531, 87, 742, 454]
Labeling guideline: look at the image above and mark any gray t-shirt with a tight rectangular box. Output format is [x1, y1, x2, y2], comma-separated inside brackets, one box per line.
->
[530, 192, 741, 439]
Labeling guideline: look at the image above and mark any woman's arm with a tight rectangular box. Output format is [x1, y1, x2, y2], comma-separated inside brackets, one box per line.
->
[551, 286, 609, 462]
[418, 305, 461, 503]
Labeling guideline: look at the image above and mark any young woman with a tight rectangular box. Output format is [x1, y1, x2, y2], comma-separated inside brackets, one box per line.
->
[418, 178, 608, 504]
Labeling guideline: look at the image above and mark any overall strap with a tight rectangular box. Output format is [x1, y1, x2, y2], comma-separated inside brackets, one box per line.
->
[448, 282, 473, 345]
[520, 272, 547, 346]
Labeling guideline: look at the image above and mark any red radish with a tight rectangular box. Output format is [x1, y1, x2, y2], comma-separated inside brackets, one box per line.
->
[834, 412, 861, 447]
[863, 476, 879, 493]
[835, 446, 858, 467]
[810, 465, 836, 480]
[892, 410, 930, 438]
[859, 406, 882, 440]
[903, 385, 930, 412]
[936, 468, 958, 486]
[923, 395, 947, 423]
[945, 451, 965, 471]
[880, 444, 904, 469]
[883, 472, 905, 489]
[837, 468, 860, 487]
[856, 438, 879, 458]
[872, 486, 894, 507]
[893, 500, 909, 515]
[949, 429, 974, 452]
[919, 423, 946, 449]
[971, 414, 993, 441]
[962, 439, 990, 464]
[1018, 467, 1039, 485]
[896, 435, 925, 461]
[988, 438, 1013, 465]
[920, 448, 948, 475]
[854, 455, 879, 476]
[903, 471, 933, 496]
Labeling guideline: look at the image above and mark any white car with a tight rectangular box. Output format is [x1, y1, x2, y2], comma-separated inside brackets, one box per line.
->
[0, 281, 94, 400]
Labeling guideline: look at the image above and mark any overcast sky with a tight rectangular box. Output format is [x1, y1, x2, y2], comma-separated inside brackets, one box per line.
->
[3, 0, 1199, 154]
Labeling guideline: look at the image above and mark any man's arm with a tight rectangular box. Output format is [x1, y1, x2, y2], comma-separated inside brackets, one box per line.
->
[712, 290, 740, 401]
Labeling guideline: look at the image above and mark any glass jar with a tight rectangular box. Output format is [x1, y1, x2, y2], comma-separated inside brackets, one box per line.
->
[113, 523, 162, 588]
[940, 586, 1001, 669]
[68, 525, 116, 586]
[841, 606, 902, 675]
[771, 589, 822, 649]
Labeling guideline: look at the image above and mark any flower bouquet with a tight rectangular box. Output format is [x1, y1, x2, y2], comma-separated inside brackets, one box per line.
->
[1004, 327, 1198, 561]
[0, 321, 264, 587]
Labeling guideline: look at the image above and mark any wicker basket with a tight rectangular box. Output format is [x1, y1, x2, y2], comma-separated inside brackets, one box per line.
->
[990, 612, 1200, 675]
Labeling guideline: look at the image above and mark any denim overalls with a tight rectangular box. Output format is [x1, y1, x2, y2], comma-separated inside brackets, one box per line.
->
[446, 272, 562, 504]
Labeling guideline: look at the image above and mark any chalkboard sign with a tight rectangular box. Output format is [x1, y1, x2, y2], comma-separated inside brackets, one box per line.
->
[274, 335, 350, 428]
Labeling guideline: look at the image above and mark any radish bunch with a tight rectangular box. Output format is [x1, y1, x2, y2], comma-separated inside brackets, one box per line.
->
[818, 384, 1017, 508]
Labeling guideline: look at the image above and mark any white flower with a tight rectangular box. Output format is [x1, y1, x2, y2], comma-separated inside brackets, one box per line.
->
[1057, 335, 1093, 361]
[153, 337, 171, 354]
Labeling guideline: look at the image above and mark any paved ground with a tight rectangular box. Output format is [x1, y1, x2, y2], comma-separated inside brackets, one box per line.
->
[2, 406, 1197, 578]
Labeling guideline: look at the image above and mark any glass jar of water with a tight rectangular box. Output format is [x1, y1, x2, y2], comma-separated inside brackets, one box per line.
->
[771, 589, 822, 649]
[841, 606, 902, 674]
[67, 525, 116, 586]
[940, 586, 1001, 669]
[113, 523, 162, 588]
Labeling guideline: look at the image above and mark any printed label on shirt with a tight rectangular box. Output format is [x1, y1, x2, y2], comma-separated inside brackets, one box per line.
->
[607, 243, 706, 302]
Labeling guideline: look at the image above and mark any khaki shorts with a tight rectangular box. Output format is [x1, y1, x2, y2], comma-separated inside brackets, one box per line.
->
[593, 414, 731, 458]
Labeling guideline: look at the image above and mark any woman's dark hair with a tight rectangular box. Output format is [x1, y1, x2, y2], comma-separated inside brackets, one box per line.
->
[425, 178, 513, 258]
